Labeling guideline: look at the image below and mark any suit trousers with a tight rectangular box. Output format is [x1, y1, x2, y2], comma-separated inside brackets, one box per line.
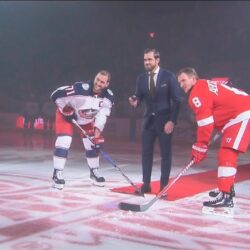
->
[141, 117, 172, 187]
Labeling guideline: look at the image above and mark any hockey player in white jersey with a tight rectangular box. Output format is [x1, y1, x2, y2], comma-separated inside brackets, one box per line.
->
[50, 70, 114, 189]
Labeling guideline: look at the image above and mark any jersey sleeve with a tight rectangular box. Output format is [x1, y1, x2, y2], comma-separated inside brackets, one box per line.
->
[50, 85, 70, 103]
[94, 88, 114, 132]
[50, 82, 91, 115]
[189, 81, 214, 144]
[50, 85, 72, 114]
[50, 81, 91, 102]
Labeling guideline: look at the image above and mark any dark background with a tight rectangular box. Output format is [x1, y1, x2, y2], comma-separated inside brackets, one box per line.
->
[1, 1, 250, 115]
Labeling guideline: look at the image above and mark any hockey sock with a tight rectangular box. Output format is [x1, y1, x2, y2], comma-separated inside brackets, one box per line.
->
[53, 135, 72, 170]
[217, 147, 238, 193]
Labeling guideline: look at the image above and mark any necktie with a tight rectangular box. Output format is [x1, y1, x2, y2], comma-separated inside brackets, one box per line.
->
[149, 72, 156, 97]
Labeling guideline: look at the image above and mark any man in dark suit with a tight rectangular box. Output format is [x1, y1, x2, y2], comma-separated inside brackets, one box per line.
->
[129, 48, 182, 193]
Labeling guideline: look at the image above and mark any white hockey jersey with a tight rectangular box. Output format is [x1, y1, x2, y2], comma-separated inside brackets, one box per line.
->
[50, 81, 114, 131]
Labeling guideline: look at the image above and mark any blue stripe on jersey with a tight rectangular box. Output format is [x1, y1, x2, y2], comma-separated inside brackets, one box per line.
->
[54, 148, 68, 158]
[86, 149, 99, 158]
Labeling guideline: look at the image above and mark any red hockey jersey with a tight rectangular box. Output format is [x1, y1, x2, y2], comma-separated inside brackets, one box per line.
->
[188, 79, 250, 144]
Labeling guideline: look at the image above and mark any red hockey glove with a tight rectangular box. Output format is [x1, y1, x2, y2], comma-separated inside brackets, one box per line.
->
[191, 142, 208, 164]
[92, 135, 105, 150]
[85, 129, 95, 137]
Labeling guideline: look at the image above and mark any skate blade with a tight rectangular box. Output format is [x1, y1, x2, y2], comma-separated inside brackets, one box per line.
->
[202, 206, 234, 218]
[51, 182, 64, 190]
[90, 179, 105, 187]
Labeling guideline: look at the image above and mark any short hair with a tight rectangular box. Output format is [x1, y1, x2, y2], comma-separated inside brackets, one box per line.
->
[144, 48, 160, 59]
[97, 70, 111, 82]
[176, 67, 199, 80]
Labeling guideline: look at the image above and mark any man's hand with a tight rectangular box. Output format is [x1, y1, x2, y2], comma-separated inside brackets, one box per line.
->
[129, 95, 138, 108]
[164, 121, 174, 134]
[192, 142, 208, 164]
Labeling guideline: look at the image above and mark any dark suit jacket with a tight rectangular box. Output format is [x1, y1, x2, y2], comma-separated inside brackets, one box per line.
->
[135, 68, 182, 130]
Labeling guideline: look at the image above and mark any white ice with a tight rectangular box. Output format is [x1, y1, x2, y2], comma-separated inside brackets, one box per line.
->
[0, 130, 250, 250]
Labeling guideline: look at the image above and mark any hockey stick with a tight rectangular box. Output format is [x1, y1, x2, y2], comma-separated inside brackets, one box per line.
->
[71, 119, 144, 197]
[118, 160, 195, 212]
[118, 131, 222, 212]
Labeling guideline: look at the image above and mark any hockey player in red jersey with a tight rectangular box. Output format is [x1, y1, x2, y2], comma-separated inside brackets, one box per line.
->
[177, 67, 250, 216]
[50, 70, 114, 189]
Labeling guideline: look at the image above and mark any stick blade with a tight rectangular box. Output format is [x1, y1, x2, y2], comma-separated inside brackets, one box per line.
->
[118, 197, 157, 212]
[118, 202, 142, 212]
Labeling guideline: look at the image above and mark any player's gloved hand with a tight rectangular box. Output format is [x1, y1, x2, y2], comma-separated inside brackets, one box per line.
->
[191, 142, 208, 164]
[62, 104, 75, 116]
[92, 135, 105, 150]
[64, 113, 77, 123]
[62, 104, 77, 122]
[85, 128, 95, 137]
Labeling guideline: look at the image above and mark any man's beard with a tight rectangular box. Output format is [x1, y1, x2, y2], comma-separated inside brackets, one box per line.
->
[93, 84, 101, 94]
[145, 64, 155, 72]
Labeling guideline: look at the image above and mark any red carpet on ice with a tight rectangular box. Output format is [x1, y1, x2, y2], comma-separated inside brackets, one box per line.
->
[111, 163, 250, 201]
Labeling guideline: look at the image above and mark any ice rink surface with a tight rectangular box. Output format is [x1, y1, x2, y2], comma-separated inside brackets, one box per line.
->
[0, 130, 250, 250]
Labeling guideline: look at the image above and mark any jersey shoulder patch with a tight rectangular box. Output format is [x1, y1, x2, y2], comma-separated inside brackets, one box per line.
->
[103, 88, 114, 103]
[74, 81, 92, 95]
[107, 89, 114, 96]
[81, 83, 90, 90]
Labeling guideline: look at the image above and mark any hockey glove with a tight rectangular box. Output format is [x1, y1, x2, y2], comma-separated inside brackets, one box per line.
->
[62, 104, 77, 122]
[191, 142, 208, 164]
[63, 113, 77, 123]
[91, 135, 105, 150]
[62, 104, 75, 116]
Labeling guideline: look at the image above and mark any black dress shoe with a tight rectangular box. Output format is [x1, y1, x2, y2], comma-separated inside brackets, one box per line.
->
[140, 183, 151, 193]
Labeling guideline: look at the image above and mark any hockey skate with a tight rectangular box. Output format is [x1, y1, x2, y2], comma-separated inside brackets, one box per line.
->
[209, 185, 235, 198]
[52, 169, 65, 190]
[90, 168, 105, 187]
[202, 192, 234, 217]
